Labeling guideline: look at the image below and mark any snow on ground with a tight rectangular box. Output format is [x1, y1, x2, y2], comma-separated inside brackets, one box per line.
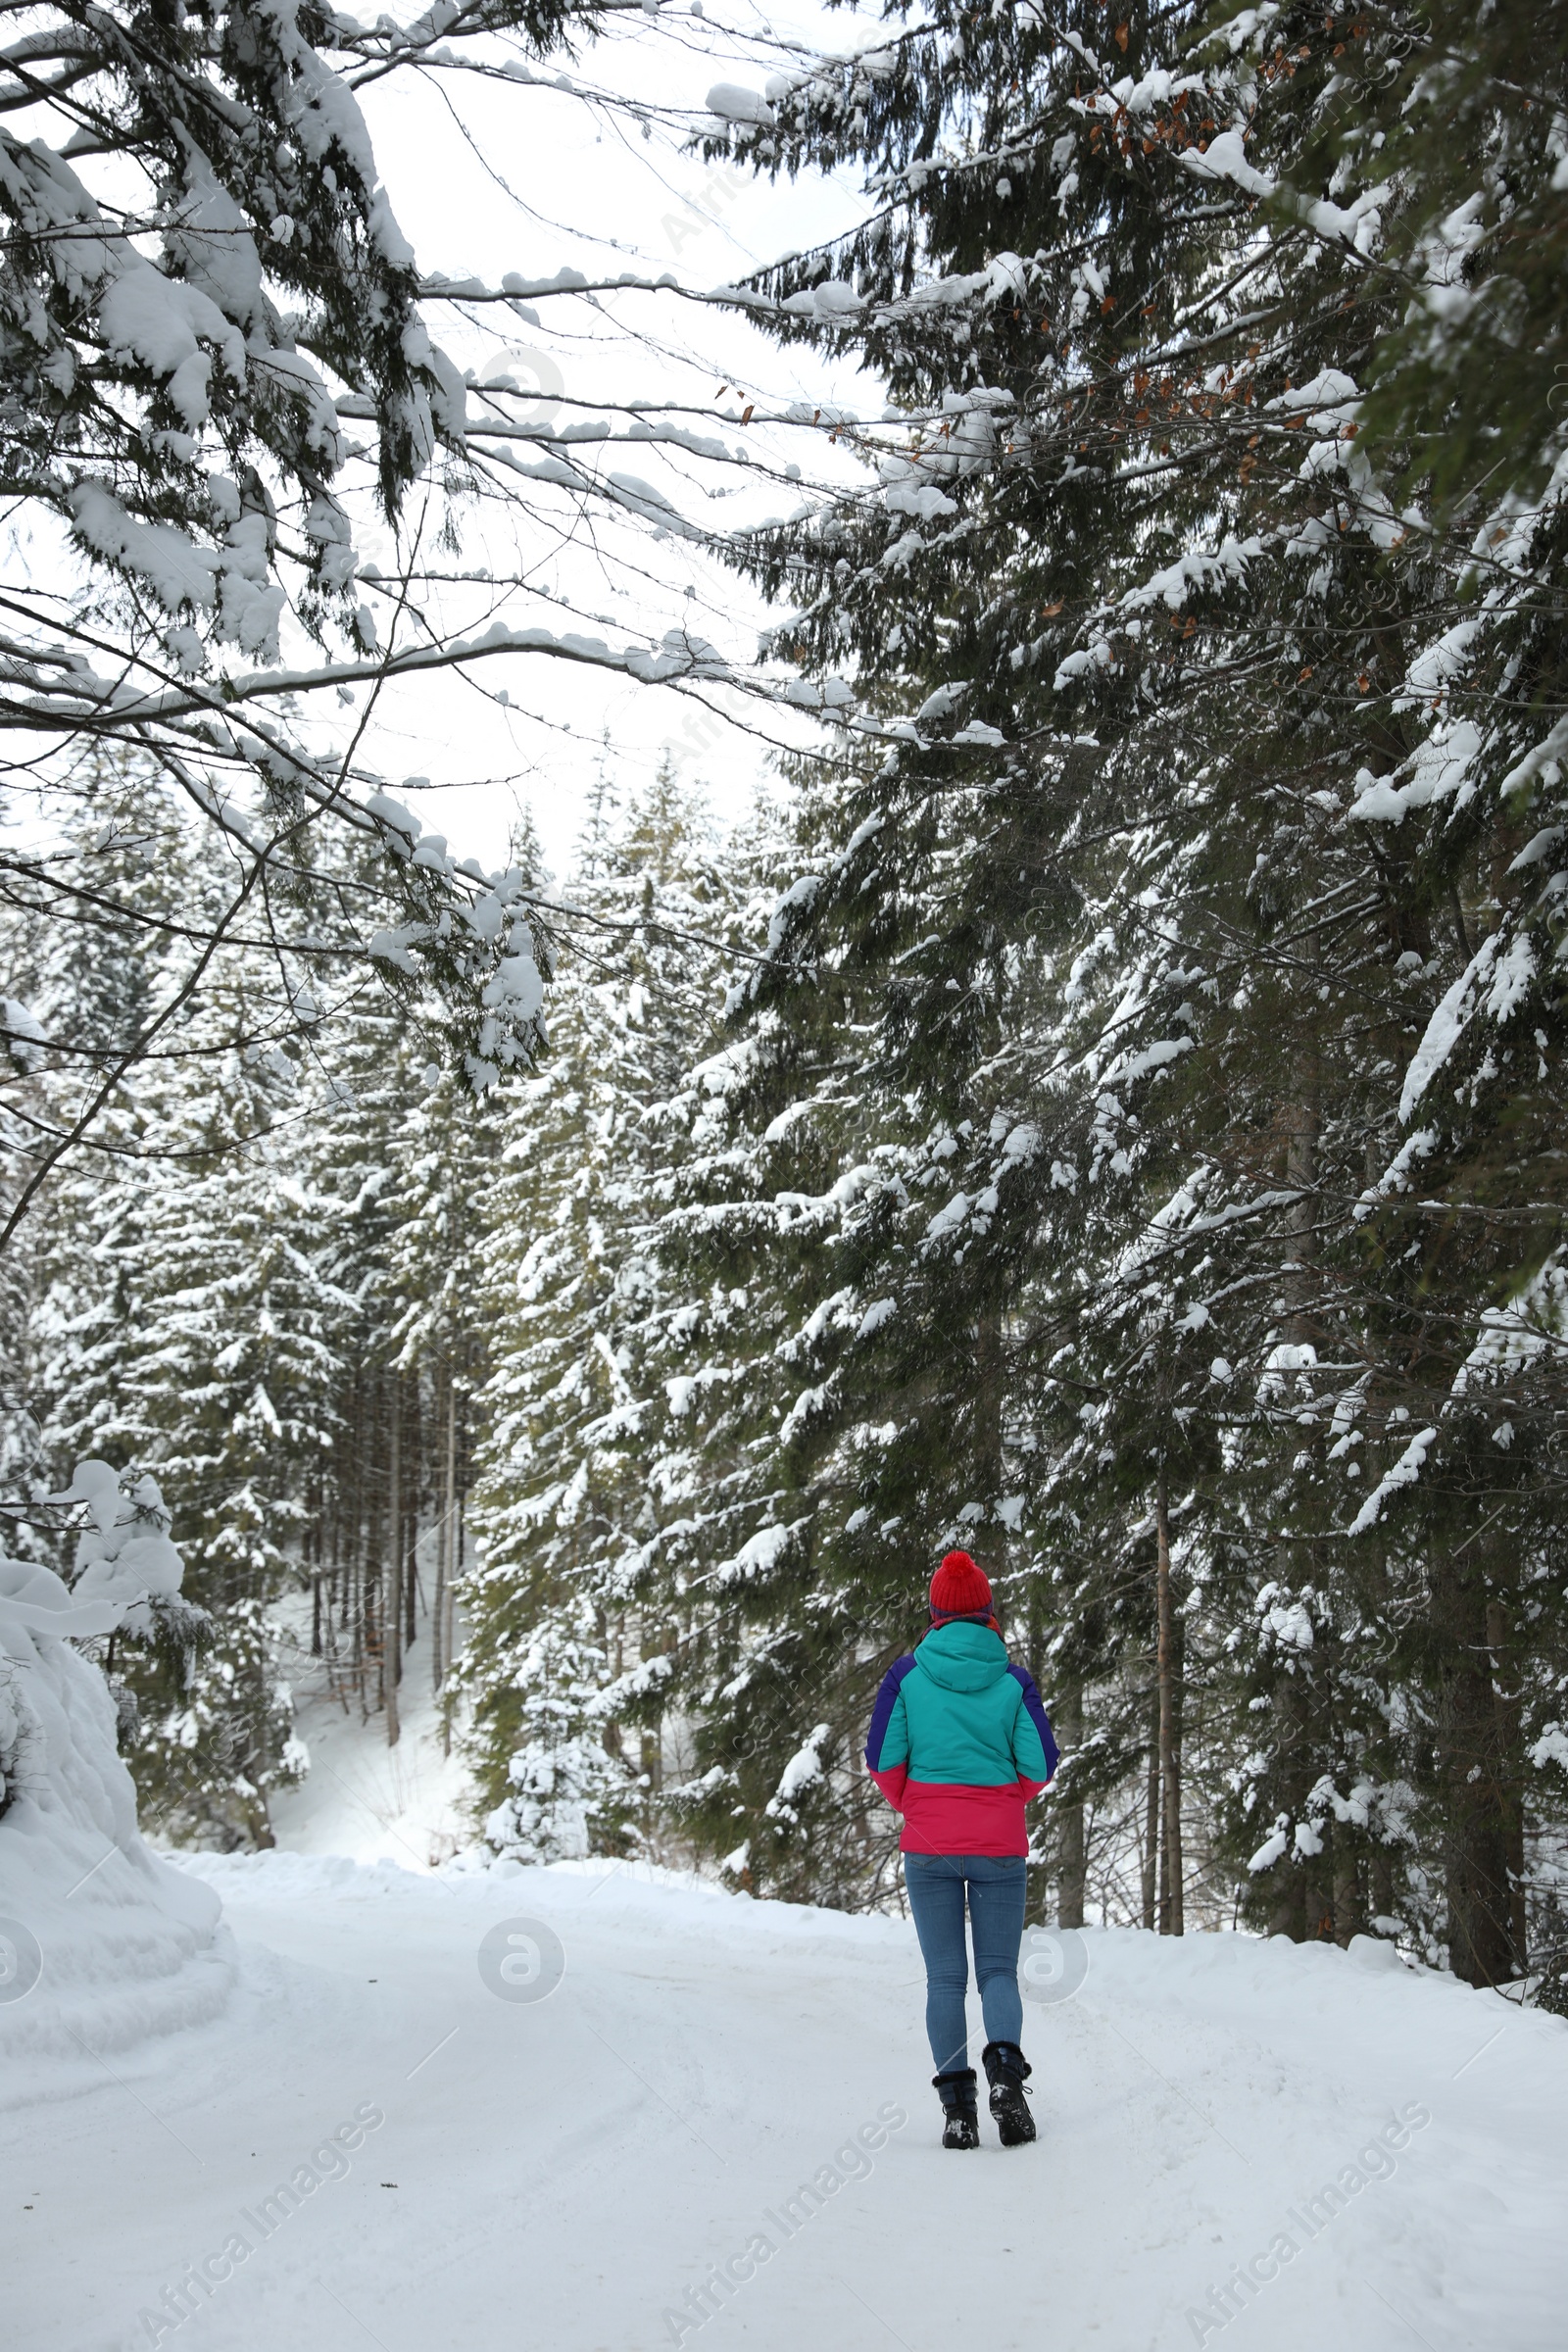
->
[5, 1847, 1565, 2352]
[265, 1614, 474, 1874]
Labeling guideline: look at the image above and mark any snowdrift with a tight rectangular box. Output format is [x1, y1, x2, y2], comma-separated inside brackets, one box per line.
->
[0, 1475, 232, 2094]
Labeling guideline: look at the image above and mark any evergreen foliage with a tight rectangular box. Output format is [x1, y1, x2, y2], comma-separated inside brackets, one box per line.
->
[461, 761, 777, 1864]
[614, 0, 1568, 1977]
[0, 768, 505, 1838]
[3, 0, 1565, 1986]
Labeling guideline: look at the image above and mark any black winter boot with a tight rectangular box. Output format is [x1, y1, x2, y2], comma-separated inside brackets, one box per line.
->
[932, 2068, 979, 2150]
[982, 2040, 1037, 2147]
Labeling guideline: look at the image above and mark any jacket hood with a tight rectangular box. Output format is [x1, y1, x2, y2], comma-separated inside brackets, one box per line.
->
[913, 1618, 1010, 1695]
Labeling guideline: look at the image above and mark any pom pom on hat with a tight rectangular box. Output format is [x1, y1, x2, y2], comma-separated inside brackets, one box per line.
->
[929, 1549, 994, 1620]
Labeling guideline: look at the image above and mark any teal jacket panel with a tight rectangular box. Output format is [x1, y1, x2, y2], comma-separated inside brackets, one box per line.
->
[868, 1620, 1055, 1788]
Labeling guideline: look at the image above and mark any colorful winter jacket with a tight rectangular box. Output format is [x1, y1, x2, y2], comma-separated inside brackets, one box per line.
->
[864, 1618, 1059, 1857]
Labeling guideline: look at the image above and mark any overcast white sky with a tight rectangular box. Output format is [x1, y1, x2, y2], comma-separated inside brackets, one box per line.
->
[337, 5, 883, 881]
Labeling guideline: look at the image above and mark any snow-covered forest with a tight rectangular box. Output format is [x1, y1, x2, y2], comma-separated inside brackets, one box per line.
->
[5, 0, 1568, 2338]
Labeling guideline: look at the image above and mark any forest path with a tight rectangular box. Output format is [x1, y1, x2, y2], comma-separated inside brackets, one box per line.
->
[6, 1854, 1564, 2352]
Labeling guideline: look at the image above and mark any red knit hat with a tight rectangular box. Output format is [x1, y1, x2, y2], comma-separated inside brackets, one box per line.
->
[929, 1549, 994, 1621]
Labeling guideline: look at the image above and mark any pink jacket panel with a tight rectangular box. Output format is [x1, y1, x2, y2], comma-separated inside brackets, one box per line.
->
[869, 1768, 1046, 1857]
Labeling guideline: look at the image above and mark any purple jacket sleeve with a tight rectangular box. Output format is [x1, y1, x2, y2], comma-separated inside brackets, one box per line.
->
[1005, 1664, 1059, 1793]
[865, 1656, 916, 1812]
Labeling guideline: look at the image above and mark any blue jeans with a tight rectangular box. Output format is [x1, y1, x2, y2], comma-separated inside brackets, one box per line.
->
[904, 1853, 1027, 2075]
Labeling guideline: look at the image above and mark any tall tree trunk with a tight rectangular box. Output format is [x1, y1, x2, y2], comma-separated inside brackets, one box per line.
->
[1266, 1668, 1308, 1938]
[442, 1382, 464, 1755]
[1055, 1680, 1086, 1930]
[385, 1377, 402, 1748]
[1332, 1840, 1362, 1947]
[1142, 1688, 1159, 1932]
[404, 1373, 421, 1652]
[1370, 1845, 1395, 1931]
[344, 1375, 356, 1713]
[1283, 1086, 1319, 1343]
[1155, 1470, 1184, 1936]
[432, 1369, 452, 1693]
[1431, 1541, 1514, 1984]
[1022, 1600, 1052, 1927]
[1486, 1598, 1529, 1968]
[973, 1306, 1005, 1495]
[360, 1377, 377, 1728]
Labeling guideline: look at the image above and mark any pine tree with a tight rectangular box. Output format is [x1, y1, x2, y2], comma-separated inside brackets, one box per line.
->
[26, 817, 349, 1839]
[5, 777, 502, 1836]
[652, 0, 1568, 1966]
[459, 767, 769, 1862]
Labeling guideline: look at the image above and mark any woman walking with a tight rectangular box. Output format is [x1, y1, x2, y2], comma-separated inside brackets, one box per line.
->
[864, 1549, 1059, 2150]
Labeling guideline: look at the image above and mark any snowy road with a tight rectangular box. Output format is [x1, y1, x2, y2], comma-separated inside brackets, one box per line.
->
[6, 1854, 1564, 2352]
